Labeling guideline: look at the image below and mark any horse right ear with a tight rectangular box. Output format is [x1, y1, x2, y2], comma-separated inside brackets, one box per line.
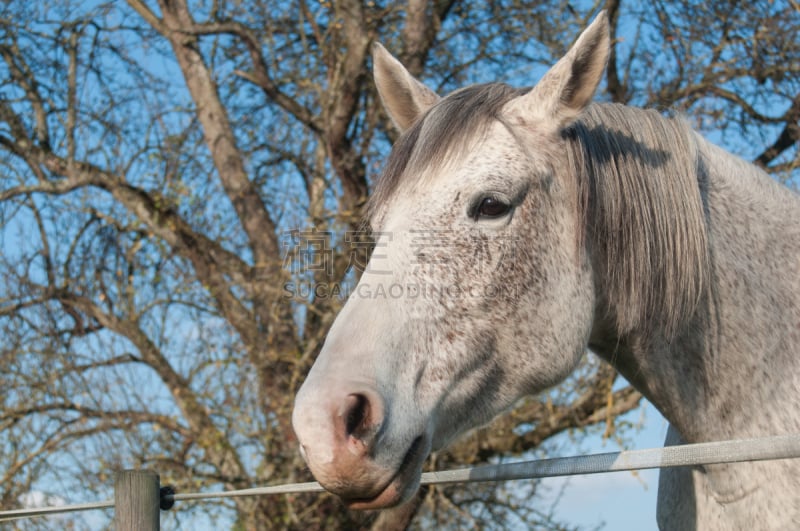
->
[372, 43, 440, 132]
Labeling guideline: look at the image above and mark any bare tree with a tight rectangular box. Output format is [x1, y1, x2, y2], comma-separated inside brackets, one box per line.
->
[0, 0, 796, 529]
[605, 0, 799, 178]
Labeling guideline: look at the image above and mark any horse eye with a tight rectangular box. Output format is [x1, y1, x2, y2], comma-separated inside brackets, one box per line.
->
[474, 196, 512, 220]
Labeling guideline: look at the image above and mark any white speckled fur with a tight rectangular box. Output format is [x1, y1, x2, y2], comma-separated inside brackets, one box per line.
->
[293, 12, 800, 527]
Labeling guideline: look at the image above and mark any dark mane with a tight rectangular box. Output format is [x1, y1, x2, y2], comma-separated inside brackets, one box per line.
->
[566, 103, 710, 337]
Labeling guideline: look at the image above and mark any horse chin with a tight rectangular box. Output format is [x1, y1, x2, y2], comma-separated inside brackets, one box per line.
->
[343, 435, 429, 510]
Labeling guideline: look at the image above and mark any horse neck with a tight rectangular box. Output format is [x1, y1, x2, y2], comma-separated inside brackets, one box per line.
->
[589, 135, 800, 444]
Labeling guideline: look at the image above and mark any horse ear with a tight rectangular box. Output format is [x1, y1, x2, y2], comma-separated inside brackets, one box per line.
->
[505, 11, 610, 130]
[372, 43, 441, 132]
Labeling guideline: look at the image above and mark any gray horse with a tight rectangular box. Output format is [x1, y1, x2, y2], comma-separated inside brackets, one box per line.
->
[293, 12, 800, 529]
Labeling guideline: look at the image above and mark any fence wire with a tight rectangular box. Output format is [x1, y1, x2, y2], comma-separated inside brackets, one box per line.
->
[2, 433, 799, 522]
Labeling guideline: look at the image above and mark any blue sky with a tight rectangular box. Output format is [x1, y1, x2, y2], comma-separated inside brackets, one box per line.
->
[541, 401, 668, 530]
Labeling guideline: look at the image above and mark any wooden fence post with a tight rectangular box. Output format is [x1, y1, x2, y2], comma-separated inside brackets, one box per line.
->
[115, 470, 160, 531]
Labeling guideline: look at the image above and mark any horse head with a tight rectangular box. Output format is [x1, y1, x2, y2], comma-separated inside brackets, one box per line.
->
[292, 12, 609, 509]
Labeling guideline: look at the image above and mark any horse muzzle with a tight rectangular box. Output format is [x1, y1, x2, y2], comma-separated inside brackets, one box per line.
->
[292, 383, 430, 509]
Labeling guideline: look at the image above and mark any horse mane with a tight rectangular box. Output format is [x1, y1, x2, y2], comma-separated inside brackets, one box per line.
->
[369, 84, 710, 339]
[565, 103, 710, 338]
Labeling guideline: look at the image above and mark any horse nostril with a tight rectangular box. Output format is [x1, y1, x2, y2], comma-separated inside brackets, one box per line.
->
[344, 393, 370, 438]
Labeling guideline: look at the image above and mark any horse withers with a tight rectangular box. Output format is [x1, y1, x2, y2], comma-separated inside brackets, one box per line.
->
[292, 12, 800, 529]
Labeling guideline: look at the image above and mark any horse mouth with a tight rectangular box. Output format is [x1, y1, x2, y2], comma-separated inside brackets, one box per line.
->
[343, 435, 427, 510]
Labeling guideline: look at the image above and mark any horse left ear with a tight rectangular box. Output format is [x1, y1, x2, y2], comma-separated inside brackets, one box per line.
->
[505, 11, 610, 130]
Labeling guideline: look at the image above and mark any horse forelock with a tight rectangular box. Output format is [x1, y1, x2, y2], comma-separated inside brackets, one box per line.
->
[566, 103, 711, 339]
[367, 83, 525, 224]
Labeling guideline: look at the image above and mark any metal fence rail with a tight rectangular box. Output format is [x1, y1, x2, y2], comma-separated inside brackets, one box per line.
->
[2, 434, 799, 527]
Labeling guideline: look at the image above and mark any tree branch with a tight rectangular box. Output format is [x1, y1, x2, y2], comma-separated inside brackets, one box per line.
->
[604, 0, 629, 103]
[54, 290, 251, 487]
[0, 140, 265, 347]
[139, 0, 284, 281]
[192, 18, 324, 134]
[755, 93, 800, 169]
[0, 41, 50, 148]
[1, 402, 191, 438]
